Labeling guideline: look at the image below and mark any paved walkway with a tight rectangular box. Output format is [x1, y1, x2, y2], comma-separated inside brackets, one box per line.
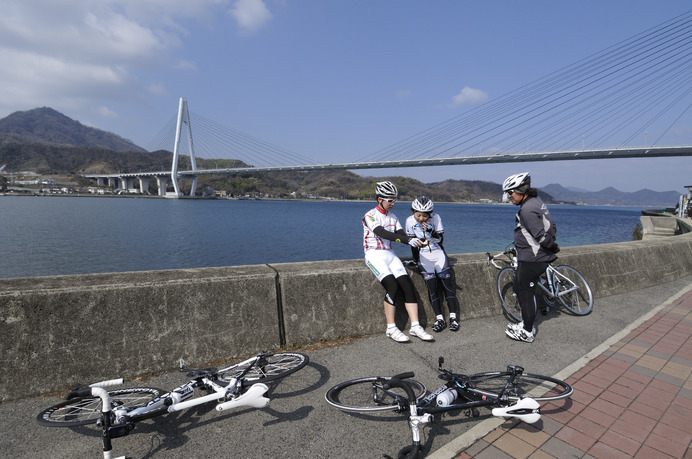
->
[452, 286, 692, 458]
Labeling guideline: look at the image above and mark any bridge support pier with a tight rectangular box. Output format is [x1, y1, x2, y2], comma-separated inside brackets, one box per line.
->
[156, 177, 167, 196]
[137, 178, 150, 194]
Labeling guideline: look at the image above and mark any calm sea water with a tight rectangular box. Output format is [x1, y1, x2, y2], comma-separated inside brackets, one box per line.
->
[0, 196, 647, 279]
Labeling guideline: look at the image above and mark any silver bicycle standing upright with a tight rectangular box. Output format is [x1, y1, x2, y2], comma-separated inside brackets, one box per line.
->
[487, 244, 594, 322]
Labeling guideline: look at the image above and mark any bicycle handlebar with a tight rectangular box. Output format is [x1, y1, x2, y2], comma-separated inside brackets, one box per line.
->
[487, 245, 517, 270]
[65, 378, 124, 400]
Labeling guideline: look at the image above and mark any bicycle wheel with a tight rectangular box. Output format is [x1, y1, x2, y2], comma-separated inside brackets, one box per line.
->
[325, 377, 427, 413]
[217, 352, 309, 384]
[464, 371, 572, 402]
[497, 267, 521, 322]
[36, 387, 165, 427]
[554, 265, 593, 315]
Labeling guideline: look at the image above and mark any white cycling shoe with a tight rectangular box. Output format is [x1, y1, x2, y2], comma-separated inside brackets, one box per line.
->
[507, 321, 536, 335]
[409, 326, 434, 341]
[386, 327, 410, 343]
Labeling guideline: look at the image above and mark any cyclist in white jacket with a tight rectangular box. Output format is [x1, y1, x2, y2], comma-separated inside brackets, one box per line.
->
[405, 196, 460, 332]
[363, 181, 433, 343]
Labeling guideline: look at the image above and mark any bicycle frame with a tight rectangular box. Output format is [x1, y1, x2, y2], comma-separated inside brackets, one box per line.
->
[112, 354, 271, 424]
[378, 359, 541, 458]
[60, 353, 276, 459]
[487, 246, 578, 306]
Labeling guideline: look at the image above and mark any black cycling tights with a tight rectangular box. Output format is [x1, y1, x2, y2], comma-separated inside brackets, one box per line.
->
[380, 274, 417, 305]
[423, 271, 460, 317]
[514, 261, 549, 331]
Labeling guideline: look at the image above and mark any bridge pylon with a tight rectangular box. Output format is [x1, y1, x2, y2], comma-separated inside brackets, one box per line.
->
[170, 97, 198, 197]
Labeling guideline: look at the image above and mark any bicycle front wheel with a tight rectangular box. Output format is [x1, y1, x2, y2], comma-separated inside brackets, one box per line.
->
[497, 267, 521, 322]
[36, 387, 165, 427]
[325, 377, 427, 413]
[554, 265, 593, 315]
[465, 372, 572, 402]
[217, 352, 309, 384]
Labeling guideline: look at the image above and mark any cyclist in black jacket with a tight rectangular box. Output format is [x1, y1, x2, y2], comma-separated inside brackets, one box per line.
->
[502, 172, 558, 343]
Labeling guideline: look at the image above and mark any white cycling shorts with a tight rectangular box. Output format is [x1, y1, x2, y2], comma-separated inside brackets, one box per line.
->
[418, 249, 449, 278]
[364, 250, 407, 282]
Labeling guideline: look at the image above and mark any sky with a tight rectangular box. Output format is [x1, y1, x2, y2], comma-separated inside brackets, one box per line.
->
[1, 0, 691, 193]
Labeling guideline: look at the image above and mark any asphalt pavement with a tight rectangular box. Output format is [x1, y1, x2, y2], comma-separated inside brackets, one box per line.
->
[2, 275, 691, 459]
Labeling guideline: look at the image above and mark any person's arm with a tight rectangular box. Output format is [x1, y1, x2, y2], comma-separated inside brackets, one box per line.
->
[373, 226, 415, 244]
[429, 228, 443, 244]
[520, 207, 555, 249]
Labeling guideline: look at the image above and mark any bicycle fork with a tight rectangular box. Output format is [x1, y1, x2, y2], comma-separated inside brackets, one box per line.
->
[407, 404, 433, 457]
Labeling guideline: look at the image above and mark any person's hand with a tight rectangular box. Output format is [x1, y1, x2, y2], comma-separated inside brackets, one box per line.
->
[408, 238, 423, 247]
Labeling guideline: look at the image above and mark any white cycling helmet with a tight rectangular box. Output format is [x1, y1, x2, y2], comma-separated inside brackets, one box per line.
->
[411, 196, 434, 213]
[375, 181, 398, 198]
[502, 172, 531, 192]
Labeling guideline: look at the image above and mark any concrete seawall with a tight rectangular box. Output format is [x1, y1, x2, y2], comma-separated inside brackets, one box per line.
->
[2, 226, 692, 401]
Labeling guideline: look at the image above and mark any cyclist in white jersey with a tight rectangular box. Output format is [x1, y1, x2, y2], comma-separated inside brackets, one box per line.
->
[362, 181, 433, 343]
[405, 196, 461, 333]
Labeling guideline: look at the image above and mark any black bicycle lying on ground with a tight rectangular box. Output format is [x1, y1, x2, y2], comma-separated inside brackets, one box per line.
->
[37, 351, 308, 459]
[325, 356, 573, 458]
[487, 244, 594, 322]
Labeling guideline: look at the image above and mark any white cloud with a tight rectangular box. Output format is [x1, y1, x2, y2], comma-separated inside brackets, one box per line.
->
[173, 59, 198, 71]
[97, 106, 119, 118]
[0, 0, 235, 119]
[229, 0, 272, 34]
[448, 86, 488, 107]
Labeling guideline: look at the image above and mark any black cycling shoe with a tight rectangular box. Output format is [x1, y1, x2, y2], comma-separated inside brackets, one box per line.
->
[432, 319, 447, 332]
[449, 319, 460, 332]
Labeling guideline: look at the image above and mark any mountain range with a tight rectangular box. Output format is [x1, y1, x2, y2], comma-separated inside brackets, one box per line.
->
[0, 107, 682, 206]
[542, 184, 679, 207]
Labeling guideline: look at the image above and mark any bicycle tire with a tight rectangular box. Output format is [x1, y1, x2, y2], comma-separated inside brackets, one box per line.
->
[463, 371, 572, 402]
[325, 377, 427, 413]
[217, 352, 309, 384]
[36, 387, 166, 427]
[554, 265, 593, 315]
[497, 267, 521, 322]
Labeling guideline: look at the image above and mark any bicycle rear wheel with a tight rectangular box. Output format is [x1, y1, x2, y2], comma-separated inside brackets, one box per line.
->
[554, 265, 593, 315]
[325, 377, 427, 413]
[36, 387, 165, 427]
[464, 372, 572, 402]
[497, 267, 521, 322]
[217, 352, 309, 384]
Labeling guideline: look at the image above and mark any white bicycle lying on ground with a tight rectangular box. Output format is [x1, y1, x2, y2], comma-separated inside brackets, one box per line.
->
[36, 351, 309, 459]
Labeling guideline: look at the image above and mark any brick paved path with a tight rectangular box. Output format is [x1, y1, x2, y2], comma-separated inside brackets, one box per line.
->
[455, 287, 692, 459]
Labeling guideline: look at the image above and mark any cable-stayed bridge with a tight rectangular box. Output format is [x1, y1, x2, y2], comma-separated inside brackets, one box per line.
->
[86, 11, 692, 197]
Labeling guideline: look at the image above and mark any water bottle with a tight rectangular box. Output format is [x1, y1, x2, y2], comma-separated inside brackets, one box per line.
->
[436, 388, 457, 406]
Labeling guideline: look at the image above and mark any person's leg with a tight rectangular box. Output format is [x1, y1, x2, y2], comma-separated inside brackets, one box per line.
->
[396, 275, 433, 341]
[515, 262, 546, 332]
[418, 257, 443, 317]
[380, 275, 409, 342]
[438, 268, 460, 331]
[506, 261, 547, 342]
